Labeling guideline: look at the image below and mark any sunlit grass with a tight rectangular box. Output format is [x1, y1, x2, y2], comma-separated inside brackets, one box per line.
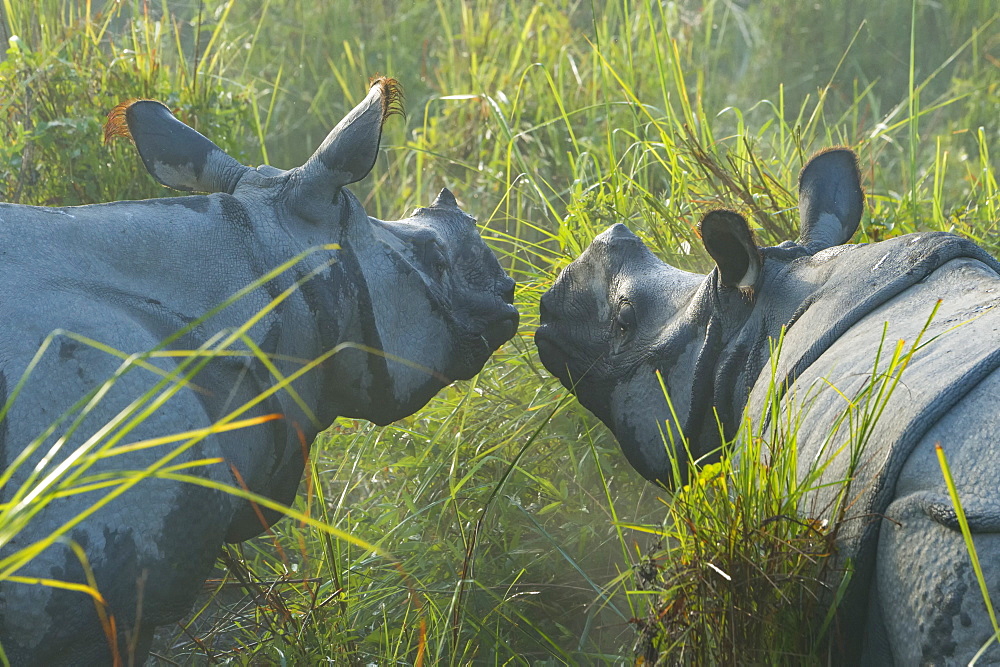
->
[0, 0, 997, 663]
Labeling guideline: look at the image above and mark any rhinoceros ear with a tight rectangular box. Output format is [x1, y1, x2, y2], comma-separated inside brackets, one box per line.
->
[294, 77, 404, 201]
[699, 209, 761, 293]
[797, 147, 865, 249]
[104, 99, 249, 193]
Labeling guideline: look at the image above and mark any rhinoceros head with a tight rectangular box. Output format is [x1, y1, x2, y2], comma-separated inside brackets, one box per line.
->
[323, 183, 520, 425]
[536, 149, 863, 485]
[110, 78, 518, 426]
[536, 223, 706, 483]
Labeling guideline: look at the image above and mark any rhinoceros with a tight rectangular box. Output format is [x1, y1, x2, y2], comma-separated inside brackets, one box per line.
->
[0, 77, 518, 664]
[535, 148, 1000, 664]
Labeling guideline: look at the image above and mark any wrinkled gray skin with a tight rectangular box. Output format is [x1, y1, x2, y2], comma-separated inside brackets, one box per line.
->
[0, 78, 517, 664]
[537, 148, 1000, 664]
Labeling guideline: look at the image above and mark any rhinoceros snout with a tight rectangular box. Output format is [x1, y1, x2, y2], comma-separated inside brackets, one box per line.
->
[483, 302, 519, 350]
[538, 290, 553, 322]
[538, 281, 567, 325]
[500, 275, 515, 305]
[484, 274, 517, 348]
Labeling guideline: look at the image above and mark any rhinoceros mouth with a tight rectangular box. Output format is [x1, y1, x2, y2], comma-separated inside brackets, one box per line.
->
[534, 326, 572, 384]
[445, 306, 518, 382]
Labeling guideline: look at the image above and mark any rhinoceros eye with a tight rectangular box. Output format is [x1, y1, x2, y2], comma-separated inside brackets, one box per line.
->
[615, 301, 636, 336]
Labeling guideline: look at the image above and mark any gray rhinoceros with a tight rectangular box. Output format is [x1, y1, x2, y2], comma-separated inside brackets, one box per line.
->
[536, 148, 1000, 664]
[0, 77, 518, 664]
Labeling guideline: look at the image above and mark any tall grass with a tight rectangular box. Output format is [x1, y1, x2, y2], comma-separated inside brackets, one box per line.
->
[0, 0, 997, 663]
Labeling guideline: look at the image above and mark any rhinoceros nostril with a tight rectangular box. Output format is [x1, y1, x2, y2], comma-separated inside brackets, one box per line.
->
[539, 293, 551, 322]
[501, 278, 515, 305]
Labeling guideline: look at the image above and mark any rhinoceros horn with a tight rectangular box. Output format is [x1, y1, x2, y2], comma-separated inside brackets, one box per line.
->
[431, 187, 459, 209]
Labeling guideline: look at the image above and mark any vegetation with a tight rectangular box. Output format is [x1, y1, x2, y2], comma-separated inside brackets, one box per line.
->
[0, 0, 997, 663]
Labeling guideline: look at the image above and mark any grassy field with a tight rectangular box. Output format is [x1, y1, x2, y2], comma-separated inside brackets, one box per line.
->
[0, 0, 998, 663]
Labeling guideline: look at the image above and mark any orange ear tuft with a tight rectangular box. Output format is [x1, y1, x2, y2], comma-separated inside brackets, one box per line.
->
[103, 98, 150, 145]
[368, 75, 405, 123]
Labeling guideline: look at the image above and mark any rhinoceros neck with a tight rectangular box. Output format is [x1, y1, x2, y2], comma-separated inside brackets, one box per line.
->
[677, 273, 759, 455]
[703, 230, 1000, 453]
[679, 240, 860, 452]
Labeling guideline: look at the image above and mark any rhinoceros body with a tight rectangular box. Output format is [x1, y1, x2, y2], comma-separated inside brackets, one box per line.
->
[536, 149, 1000, 663]
[0, 78, 518, 664]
